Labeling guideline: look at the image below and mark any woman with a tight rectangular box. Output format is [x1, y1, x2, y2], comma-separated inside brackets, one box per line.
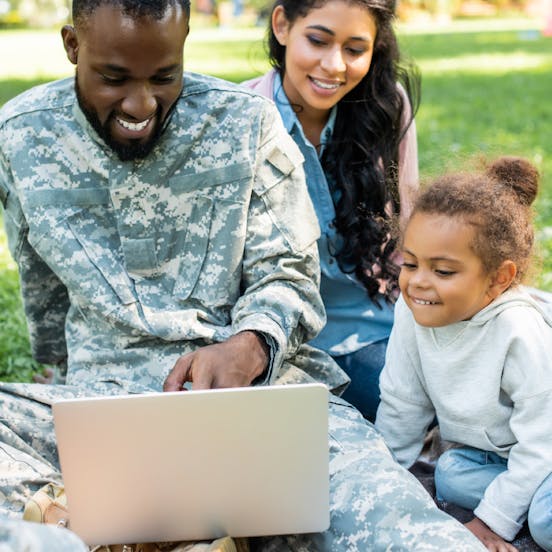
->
[244, 0, 420, 421]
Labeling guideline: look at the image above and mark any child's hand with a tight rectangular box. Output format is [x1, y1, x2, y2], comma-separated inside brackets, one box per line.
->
[465, 517, 518, 552]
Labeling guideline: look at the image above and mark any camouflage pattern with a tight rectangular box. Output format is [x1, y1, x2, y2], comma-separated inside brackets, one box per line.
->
[0, 74, 484, 550]
[0, 516, 88, 551]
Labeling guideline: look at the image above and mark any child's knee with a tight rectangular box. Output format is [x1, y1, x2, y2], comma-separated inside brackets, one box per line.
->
[434, 447, 487, 506]
[436, 448, 461, 470]
[434, 449, 463, 501]
[435, 448, 468, 481]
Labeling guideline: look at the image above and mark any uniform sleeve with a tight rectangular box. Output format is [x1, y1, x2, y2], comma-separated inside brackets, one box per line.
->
[375, 295, 435, 467]
[1, 146, 69, 365]
[231, 102, 325, 383]
[474, 310, 552, 541]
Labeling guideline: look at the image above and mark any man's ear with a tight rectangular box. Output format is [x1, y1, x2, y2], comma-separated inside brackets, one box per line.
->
[487, 260, 517, 300]
[61, 25, 79, 65]
[271, 5, 290, 46]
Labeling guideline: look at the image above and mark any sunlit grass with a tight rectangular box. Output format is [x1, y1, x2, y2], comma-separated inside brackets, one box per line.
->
[0, 30, 70, 79]
[419, 52, 550, 73]
[398, 28, 552, 281]
[0, 25, 269, 80]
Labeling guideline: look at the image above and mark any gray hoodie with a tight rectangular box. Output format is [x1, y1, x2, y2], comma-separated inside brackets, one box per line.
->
[376, 287, 552, 540]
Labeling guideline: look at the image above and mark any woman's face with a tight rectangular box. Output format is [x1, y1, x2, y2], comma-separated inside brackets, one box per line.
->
[272, 0, 377, 118]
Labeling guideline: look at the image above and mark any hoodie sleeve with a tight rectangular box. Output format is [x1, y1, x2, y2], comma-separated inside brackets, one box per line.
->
[375, 295, 435, 467]
[474, 306, 552, 541]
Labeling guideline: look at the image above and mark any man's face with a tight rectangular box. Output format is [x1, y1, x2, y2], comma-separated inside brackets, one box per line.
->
[62, 4, 188, 161]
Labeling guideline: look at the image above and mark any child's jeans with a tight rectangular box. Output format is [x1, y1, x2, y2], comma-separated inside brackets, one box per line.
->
[435, 446, 552, 551]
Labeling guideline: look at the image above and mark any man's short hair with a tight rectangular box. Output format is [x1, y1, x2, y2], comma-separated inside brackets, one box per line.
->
[72, 0, 191, 27]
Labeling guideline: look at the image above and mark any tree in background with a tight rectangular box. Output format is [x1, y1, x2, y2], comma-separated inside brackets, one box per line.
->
[1, 0, 540, 28]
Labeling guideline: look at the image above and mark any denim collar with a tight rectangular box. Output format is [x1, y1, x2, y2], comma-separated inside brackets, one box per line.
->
[272, 72, 336, 157]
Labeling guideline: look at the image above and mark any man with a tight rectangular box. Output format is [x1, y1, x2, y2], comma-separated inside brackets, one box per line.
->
[0, 0, 485, 550]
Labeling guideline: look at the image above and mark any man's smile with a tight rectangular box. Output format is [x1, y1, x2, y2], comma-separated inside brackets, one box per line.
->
[116, 116, 152, 132]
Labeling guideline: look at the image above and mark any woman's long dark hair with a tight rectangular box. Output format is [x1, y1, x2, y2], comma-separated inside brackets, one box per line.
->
[267, 0, 420, 304]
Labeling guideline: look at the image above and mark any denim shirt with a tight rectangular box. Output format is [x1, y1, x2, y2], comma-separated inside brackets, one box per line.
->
[273, 75, 394, 356]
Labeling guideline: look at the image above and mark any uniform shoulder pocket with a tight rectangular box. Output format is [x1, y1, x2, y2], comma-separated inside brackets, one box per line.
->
[253, 143, 319, 252]
[253, 143, 304, 196]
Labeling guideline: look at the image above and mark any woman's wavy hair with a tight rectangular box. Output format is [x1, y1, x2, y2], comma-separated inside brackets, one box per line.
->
[267, 0, 420, 303]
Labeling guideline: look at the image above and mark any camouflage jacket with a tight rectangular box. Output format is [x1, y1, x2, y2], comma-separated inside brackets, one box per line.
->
[0, 73, 348, 393]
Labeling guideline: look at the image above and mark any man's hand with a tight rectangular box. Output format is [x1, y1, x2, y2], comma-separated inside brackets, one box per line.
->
[163, 331, 269, 391]
[465, 517, 518, 552]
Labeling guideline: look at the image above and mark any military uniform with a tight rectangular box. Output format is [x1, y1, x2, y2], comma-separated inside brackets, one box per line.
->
[0, 515, 88, 551]
[0, 74, 484, 550]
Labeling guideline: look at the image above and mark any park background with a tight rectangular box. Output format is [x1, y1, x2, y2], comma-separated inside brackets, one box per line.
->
[1, 0, 551, 381]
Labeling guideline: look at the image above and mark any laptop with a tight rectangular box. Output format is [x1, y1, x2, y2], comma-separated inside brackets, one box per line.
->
[52, 383, 330, 546]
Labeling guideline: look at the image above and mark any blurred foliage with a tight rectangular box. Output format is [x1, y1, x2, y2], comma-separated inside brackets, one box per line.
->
[0, 0, 542, 28]
[0, 0, 69, 28]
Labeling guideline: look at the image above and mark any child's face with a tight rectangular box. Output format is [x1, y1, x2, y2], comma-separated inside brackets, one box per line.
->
[399, 212, 495, 327]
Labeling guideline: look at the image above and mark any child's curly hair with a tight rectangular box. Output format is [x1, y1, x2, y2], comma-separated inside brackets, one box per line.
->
[410, 157, 540, 285]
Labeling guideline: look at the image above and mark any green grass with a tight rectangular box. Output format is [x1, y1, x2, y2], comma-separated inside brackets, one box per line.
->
[0, 227, 43, 381]
[401, 28, 551, 180]
[1, 19, 552, 380]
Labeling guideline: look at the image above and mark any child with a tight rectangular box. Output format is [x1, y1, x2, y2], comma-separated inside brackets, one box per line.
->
[375, 157, 552, 551]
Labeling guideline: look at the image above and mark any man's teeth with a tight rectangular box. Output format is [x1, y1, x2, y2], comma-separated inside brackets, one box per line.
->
[312, 79, 340, 90]
[117, 118, 150, 131]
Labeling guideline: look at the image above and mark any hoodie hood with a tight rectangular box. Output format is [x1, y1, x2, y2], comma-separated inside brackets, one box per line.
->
[470, 286, 552, 327]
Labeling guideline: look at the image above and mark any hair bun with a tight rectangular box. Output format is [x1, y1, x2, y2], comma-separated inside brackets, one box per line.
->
[486, 156, 539, 206]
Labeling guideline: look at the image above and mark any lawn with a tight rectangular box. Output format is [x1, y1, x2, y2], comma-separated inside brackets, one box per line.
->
[1, 17, 551, 380]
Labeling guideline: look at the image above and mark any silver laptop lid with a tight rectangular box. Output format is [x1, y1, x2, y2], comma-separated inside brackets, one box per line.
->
[53, 383, 329, 546]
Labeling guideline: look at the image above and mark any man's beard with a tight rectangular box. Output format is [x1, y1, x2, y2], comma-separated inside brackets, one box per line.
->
[75, 79, 174, 162]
